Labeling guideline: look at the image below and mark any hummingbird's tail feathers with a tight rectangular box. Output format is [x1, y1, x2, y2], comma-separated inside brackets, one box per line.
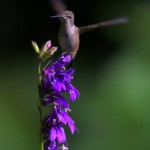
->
[79, 16, 129, 34]
[49, 0, 68, 14]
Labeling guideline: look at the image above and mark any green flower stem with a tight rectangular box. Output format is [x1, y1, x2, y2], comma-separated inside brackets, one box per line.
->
[38, 59, 44, 150]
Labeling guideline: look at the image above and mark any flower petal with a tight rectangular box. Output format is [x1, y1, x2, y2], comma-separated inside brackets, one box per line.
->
[52, 80, 66, 92]
[62, 55, 71, 63]
[43, 40, 51, 51]
[52, 80, 62, 92]
[56, 98, 69, 108]
[50, 127, 57, 142]
[68, 84, 80, 101]
[69, 89, 76, 101]
[56, 112, 67, 124]
[50, 141, 59, 150]
[67, 116, 78, 134]
[57, 127, 66, 143]
[66, 68, 75, 75]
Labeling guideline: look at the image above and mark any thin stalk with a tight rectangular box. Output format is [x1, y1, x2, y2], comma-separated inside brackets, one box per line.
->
[38, 59, 44, 150]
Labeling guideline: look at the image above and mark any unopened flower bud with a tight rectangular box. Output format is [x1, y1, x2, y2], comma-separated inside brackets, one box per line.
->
[31, 41, 40, 54]
[42, 40, 51, 52]
[40, 46, 58, 61]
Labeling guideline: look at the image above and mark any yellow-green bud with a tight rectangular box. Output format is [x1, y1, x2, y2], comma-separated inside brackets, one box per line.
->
[31, 41, 40, 54]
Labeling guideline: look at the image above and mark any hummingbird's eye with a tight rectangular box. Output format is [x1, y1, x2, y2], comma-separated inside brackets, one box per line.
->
[66, 16, 72, 19]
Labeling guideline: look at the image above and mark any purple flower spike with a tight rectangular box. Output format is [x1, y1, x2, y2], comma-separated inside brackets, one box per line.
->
[41, 52, 80, 150]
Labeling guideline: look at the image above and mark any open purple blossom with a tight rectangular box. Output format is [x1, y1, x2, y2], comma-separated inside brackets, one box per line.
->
[43, 106, 77, 150]
[43, 92, 69, 108]
[43, 106, 78, 133]
[40, 53, 80, 98]
[40, 52, 80, 150]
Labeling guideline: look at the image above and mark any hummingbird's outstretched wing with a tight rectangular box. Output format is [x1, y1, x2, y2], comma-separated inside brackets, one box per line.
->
[79, 17, 128, 34]
[49, 0, 68, 14]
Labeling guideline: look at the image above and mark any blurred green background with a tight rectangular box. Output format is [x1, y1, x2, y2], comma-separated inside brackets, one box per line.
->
[0, 0, 150, 150]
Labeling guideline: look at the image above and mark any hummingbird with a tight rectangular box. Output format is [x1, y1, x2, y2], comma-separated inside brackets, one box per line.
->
[50, 0, 128, 59]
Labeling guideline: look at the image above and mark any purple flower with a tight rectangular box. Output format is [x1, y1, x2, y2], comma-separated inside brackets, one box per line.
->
[42, 53, 79, 101]
[56, 109, 78, 134]
[40, 52, 80, 150]
[43, 106, 77, 134]
[67, 83, 80, 101]
[50, 126, 66, 143]
[43, 105, 78, 150]
[43, 93, 69, 108]
[44, 141, 59, 150]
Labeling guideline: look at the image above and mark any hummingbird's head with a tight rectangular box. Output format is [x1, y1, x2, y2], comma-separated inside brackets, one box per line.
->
[51, 11, 75, 25]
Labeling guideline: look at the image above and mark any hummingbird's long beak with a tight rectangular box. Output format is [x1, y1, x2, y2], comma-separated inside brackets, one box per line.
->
[51, 15, 63, 18]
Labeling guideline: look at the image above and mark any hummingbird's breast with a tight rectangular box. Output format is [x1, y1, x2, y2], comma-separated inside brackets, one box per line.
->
[59, 24, 79, 58]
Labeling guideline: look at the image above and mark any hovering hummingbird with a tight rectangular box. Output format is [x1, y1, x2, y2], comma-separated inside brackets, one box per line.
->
[50, 0, 128, 59]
